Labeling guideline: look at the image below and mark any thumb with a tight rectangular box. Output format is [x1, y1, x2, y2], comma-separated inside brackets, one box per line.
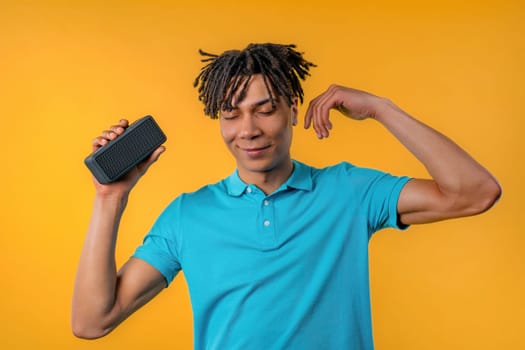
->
[137, 146, 166, 174]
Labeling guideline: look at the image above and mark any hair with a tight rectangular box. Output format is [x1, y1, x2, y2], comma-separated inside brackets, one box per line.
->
[193, 43, 316, 119]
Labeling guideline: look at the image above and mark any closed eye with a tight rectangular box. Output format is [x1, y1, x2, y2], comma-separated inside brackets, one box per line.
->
[256, 107, 276, 116]
[221, 113, 239, 120]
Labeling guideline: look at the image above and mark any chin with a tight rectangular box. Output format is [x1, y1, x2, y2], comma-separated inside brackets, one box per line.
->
[242, 162, 275, 173]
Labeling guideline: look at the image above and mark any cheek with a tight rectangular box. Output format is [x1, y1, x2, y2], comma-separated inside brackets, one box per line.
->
[220, 122, 235, 144]
[284, 127, 293, 146]
[278, 120, 293, 139]
[273, 124, 293, 150]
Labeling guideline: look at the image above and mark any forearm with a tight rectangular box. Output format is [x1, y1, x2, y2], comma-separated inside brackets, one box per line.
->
[375, 99, 501, 210]
[72, 193, 128, 336]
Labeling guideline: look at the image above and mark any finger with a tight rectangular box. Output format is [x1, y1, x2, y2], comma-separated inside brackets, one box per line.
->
[312, 107, 323, 139]
[118, 119, 129, 127]
[304, 93, 328, 137]
[108, 125, 126, 136]
[92, 136, 109, 151]
[308, 85, 337, 139]
[100, 129, 119, 141]
[137, 146, 166, 174]
[304, 98, 317, 129]
[90, 119, 129, 152]
[103, 118, 129, 139]
[109, 119, 129, 135]
[304, 106, 311, 129]
[310, 98, 325, 138]
[318, 85, 347, 135]
[304, 89, 329, 130]
[312, 86, 339, 138]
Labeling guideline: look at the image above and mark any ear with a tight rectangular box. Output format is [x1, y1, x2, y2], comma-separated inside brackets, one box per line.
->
[291, 98, 298, 126]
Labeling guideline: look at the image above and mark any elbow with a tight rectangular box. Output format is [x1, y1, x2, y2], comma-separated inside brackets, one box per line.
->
[71, 325, 99, 340]
[71, 322, 107, 340]
[72, 329, 99, 340]
[71, 295, 123, 339]
[71, 314, 113, 340]
[464, 177, 502, 216]
[477, 178, 502, 213]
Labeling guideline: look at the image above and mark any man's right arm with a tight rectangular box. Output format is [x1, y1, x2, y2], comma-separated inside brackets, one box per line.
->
[72, 119, 166, 339]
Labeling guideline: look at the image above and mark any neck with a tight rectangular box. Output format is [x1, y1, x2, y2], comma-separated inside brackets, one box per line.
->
[238, 159, 294, 195]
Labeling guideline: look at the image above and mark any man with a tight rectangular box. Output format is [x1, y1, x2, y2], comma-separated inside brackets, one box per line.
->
[72, 43, 501, 349]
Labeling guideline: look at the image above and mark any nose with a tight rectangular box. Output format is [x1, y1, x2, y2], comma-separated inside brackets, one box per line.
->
[239, 114, 261, 139]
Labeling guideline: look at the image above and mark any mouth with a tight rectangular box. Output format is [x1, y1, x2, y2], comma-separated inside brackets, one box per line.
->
[239, 145, 271, 157]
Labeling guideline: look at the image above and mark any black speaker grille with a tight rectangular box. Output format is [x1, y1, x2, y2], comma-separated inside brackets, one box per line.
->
[93, 118, 165, 180]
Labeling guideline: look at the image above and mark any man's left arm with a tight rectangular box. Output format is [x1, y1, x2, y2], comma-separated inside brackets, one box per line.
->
[304, 85, 502, 225]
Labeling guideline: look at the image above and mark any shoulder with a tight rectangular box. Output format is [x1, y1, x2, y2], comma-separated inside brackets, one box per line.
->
[152, 179, 228, 227]
[306, 161, 370, 182]
[292, 160, 362, 195]
[318, 161, 402, 182]
[300, 160, 409, 195]
[174, 178, 229, 205]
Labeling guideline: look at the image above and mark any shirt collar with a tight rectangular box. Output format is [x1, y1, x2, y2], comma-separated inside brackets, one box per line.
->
[225, 159, 312, 197]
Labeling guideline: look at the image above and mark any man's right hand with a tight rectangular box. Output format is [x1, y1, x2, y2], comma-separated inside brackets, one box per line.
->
[90, 119, 166, 197]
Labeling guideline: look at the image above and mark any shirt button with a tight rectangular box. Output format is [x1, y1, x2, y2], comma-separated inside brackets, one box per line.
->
[263, 220, 270, 227]
[246, 187, 252, 193]
[263, 200, 270, 206]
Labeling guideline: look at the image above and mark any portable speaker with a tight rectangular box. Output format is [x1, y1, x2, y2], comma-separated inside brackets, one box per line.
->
[84, 115, 167, 184]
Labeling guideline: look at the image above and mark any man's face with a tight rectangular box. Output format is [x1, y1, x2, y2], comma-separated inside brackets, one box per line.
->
[220, 74, 298, 180]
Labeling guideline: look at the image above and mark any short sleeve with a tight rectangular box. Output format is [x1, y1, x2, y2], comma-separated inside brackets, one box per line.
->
[342, 163, 411, 233]
[132, 198, 182, 286]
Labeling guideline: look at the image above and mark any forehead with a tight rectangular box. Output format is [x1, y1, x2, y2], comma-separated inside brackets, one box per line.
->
[227, 74, 277, 108]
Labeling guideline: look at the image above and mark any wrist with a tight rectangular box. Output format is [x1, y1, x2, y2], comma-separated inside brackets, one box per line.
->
[373, 97, 403, 123]
[94, 191, 129, 210]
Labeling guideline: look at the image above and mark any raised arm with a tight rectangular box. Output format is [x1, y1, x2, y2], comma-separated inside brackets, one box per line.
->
[72, 119, 166, 339]
[304, 85, 501, 225]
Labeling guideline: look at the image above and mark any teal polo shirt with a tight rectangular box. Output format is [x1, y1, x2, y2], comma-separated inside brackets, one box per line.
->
[133, 160, 410, 350]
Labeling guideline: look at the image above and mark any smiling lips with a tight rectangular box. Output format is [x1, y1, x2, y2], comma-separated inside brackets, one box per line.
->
[240, 145, 271, 157]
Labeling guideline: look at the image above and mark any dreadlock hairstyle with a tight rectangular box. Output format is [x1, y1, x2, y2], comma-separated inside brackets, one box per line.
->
[193, 43, 316, 119]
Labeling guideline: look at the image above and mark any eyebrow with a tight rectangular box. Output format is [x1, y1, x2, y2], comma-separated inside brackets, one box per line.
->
[225, 97, 276, 111]
[253, 98, 275, 107]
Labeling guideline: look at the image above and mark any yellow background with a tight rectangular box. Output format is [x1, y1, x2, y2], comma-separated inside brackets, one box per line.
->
[1, 0, 523, 349]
